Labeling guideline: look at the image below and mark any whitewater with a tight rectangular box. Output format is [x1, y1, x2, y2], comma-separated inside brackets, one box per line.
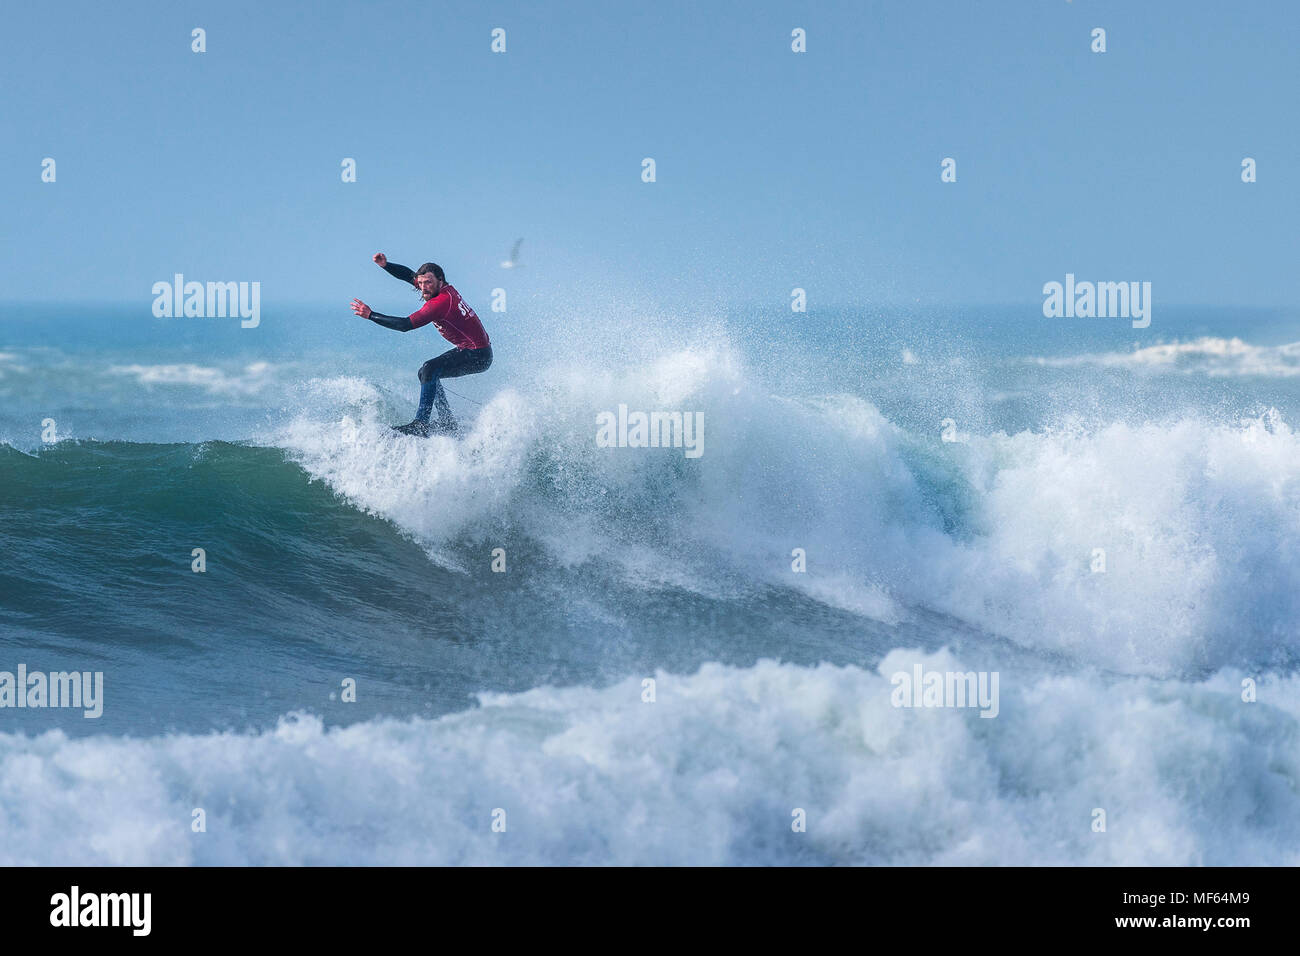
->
[2, 303, 1299, 865]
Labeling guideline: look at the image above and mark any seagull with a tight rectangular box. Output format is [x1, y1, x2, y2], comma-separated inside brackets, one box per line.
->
[500, 238, 523, 269]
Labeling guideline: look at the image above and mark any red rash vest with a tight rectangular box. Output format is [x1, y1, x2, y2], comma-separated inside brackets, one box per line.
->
[408, 285, 490, 350]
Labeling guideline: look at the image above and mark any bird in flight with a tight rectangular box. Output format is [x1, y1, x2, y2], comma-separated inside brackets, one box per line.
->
[500, 238, 523, 269]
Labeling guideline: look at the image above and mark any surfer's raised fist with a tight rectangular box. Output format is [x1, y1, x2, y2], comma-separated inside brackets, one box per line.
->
[373, 253, 387, 268]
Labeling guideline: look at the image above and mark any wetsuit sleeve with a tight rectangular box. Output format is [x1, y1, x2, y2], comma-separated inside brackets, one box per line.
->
[383, 261, 417, 285]
[366, 311, 415, 332]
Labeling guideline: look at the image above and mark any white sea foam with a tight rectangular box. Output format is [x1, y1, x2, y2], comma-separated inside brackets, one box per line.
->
[0, 651, 1294, 865]
[1029, 337, 1300, 377]
[108, 361, 278, 395]
[276, 380, 537, 550]
[917, 411, 1300, 675]
[272, 345, 1300, 678]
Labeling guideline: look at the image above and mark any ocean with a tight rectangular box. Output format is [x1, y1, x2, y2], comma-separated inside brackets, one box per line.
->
[1, 298, 1299, 864]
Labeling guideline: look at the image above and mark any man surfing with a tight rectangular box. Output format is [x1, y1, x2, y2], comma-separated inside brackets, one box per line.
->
[352, 254, 493, 436]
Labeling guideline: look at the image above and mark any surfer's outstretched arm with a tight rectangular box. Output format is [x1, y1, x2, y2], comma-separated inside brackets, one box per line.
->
[383, 261, 416, 285]
[350, 298, 414, 331]
[373, 252, 417, 286]
[367, 311, 415, 331]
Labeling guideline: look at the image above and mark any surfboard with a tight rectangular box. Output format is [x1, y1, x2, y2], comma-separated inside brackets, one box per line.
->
[390, 421, 464, 439]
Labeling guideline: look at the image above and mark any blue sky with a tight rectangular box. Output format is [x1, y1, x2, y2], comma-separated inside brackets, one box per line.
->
[1, 0, 1296, 310]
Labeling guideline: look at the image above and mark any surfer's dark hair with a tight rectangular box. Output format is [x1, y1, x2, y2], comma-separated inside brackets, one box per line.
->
[415, 262, 445, 282]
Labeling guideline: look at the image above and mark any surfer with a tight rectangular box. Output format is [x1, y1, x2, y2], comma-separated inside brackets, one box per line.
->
[352, 254, 493, 436]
